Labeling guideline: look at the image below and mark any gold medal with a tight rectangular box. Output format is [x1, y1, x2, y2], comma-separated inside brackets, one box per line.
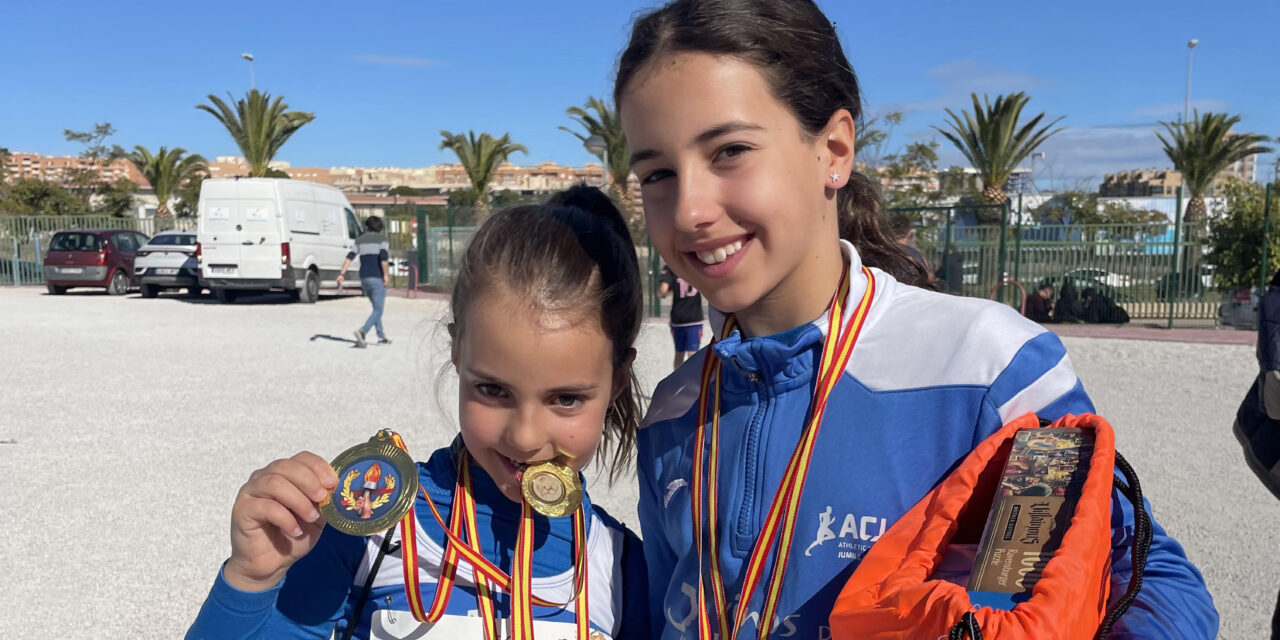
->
[319, 430, 419, 537]
[519, 461, 582, 518]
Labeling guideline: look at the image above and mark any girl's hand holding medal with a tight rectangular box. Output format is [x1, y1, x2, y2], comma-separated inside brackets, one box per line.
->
[223, 451, 338, 592]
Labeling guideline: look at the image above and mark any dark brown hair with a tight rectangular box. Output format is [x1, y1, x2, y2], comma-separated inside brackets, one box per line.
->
[614, 0, 932, 287]
[449, 185, 643, 482]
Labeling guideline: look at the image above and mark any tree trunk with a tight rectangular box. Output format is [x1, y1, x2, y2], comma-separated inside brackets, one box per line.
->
[154, 202, 172, 219]
[1183, 195, 1208, 241]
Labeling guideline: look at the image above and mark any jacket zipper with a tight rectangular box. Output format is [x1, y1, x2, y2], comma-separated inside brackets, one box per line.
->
[736, 369, 768, 541]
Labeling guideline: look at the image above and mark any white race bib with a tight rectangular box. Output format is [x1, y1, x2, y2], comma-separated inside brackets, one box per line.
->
[369, 610, 609, 640]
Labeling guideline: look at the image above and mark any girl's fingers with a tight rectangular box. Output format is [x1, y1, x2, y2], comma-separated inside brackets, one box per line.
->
[290, 451, 339, 494]
[246, 497, 308, 539]
[244, 469, 321, 527]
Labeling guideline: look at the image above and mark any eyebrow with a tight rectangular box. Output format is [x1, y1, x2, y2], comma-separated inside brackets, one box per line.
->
[629, 120, 766, 165]
[466, 368, 598, 394]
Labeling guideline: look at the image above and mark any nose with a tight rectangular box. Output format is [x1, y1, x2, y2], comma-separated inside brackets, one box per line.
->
[672, 170, 718, 235]
[502, 405, 548, 458]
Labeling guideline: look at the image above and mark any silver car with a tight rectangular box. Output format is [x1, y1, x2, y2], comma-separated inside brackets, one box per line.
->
[134, 230, 202, 298]
[1218, 286, 1261, 330]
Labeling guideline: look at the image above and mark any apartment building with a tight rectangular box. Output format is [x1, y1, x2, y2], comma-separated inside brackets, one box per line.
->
[2, 152, 148, 187]
[1099, 167, 1241, 197]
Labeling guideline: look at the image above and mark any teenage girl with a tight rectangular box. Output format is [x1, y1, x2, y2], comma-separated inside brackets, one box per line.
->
[615, 1, 1217, 638]
[185, 186, 649, 639]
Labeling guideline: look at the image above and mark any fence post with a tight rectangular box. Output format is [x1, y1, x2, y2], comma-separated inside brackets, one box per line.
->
[997, 201, 1010, 305]
[33, 231, 42, 285]
[415, 208, 428, 287]
[943, 207, 954, 288]
[1169, 186, 1183, 329]
[1263, 183, 1273, 292]
[1013, 193, 1024, 288]
[447, 203, 456, 270]
[11, 238, 20, 286]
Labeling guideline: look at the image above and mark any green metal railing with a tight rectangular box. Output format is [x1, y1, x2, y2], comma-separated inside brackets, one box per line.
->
[895, 195, 1219, 322]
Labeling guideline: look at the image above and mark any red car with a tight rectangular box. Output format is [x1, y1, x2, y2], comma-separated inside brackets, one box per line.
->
[43, 229, 149, 295]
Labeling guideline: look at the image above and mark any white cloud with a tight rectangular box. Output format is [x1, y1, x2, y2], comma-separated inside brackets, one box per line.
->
[886, 59, 1048, 115]
[1131, 99, 1228, 119]
[352, 54, 441, 68]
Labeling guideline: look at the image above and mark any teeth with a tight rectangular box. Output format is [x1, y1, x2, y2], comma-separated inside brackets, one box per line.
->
[695, 240, 744, 265]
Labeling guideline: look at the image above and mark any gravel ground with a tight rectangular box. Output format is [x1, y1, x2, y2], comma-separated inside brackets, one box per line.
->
[0, 286, 1270, 639]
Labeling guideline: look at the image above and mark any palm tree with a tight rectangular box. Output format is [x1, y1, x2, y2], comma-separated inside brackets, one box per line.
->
[127, 146, 207, 219]
[196, 90, 314, 177]
[559, 97, 632, 207]
[1156, 111, 1272, 232]
[934, 92, 1065, 207]
[438, 130, 528, 220]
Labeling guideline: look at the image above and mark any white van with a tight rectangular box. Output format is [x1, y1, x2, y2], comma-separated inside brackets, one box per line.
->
[196, 178, 362, 303]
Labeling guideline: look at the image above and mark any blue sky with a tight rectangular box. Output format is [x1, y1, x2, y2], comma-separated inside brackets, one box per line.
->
[3, 0, 1277, 188]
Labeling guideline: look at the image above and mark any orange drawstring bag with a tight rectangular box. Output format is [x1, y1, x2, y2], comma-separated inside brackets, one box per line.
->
[829, 413, 1151, 640]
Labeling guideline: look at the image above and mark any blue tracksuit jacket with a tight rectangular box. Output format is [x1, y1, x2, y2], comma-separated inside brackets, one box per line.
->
[186, 447, 648, 639]
[638, 241, 1217, 639]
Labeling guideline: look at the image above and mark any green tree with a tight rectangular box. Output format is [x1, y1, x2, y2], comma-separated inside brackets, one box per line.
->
[389, 185, 425, 197]
[173, 170, 207, 218]
[1156, 111, 1272, 235]
[0, 178, 78, 215]
[856, 111, 902, 169]
[127, 146, 208, 219]
[98, 178, 139, 218]
[437, 130, 527, 221]
[63, 122, 127, 212]
[559, 96, 633, 212]
[934, 93, 1065, 206]
[1207, 179, 1279, 290]
[196, 90, 315, 177]
[1031, 191, 1168, 226]
[882, 140, 941, 208]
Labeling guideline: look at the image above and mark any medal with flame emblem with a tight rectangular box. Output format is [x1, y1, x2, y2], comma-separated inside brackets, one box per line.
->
[319, 430, 418, 536]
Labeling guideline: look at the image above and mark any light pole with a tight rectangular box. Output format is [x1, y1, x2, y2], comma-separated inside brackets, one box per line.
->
[241, 53, 255, 91]
[584, 135, 609, 190]
[1027, 151, 1045, 194]
[1183, 39, 1198, 124]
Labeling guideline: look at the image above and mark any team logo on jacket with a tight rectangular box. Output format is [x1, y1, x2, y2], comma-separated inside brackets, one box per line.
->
[803, 505, 887, 558]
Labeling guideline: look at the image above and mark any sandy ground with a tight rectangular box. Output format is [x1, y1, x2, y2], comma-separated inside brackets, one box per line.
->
[0, 286, 1271, 639]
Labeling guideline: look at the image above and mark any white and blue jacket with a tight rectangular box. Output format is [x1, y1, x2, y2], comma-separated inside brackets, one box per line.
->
[187, 447, 648, 640]
[638, 241, 1217, 639]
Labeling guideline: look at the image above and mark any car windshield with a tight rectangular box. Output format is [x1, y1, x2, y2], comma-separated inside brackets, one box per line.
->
[50, 233, 102, 251]
[146, 234, 196, 246]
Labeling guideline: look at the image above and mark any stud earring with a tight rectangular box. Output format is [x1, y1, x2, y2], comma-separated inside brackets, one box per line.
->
[829, 172, 840, 184]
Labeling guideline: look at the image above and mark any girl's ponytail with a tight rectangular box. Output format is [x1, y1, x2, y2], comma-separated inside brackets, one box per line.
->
[839, 172, 934, 288]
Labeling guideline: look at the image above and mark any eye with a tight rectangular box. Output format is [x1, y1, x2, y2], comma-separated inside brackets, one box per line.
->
[640, 168, 673, 185]
[476, 383, 507, 399]
[552, 394, 584, 409]
[714, 144, 753, 162]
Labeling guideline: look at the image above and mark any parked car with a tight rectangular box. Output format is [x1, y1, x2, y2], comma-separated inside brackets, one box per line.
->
[1063, 267, 1130, 288]
[43, 229, 148, 295]
[1218, 286, 1261, 330]
[197, 178, 361, 304]
[134, 230, 201, 298]
[1155, 264, 1216, 301]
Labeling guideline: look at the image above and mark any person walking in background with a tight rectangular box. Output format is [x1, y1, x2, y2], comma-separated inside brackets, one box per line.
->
[658, 264, 703, 369]
[1233, 268, 1280, 638]
[936, 245, 964, 294]
[889, 214, 934, 283]
[336, 216, 390, 348]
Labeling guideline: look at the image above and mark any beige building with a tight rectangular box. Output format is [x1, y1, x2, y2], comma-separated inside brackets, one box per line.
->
[1099, 167, 1243, 197]
[329, 161, 611, 195]
[2, 152, 148, 187]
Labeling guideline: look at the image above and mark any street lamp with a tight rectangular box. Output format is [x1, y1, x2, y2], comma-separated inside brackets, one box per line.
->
[584, 135, 608, 188]
[1027, 151, 1045, 194]
[1183, 39, 1198, 124]
[241, 53, 255, 91]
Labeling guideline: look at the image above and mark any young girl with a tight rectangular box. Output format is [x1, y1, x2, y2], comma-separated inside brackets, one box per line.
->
[615, 1, 1218, 638]
[185, 186, 649, 639]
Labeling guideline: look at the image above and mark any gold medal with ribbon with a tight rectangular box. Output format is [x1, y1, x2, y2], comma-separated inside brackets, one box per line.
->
[319, 429, 419, 537]
[520, 461, 583, 518]
[691, 261, 876, 640]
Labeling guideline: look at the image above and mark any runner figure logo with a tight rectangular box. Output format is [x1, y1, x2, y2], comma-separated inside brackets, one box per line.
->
[805, 505, 837, 556]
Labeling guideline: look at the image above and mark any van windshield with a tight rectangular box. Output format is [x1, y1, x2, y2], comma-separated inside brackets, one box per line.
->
[51, 233, 103, 251]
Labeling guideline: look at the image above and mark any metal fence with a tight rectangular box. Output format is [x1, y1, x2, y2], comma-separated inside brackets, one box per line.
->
[897, 204, 1218, 323]
[1, 215, 198, 285]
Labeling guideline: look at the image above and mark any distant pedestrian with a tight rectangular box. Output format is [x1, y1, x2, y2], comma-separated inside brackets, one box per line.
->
[936, 246, 964, 294]
[1232, 268, 1280, 638]
[889, 214, 934, 283]
[659, 264, 703, 369]
[336, 216, 390, 348]
[1053, 278, 1083, 323]
[1081, 287, 1130, 324]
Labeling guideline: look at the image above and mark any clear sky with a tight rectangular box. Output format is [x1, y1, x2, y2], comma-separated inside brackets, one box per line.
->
[3, 0, 1277, 188]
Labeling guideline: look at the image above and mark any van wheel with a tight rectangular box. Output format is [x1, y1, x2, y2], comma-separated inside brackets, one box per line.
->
[141, 284, 159, 299]
[297, 269, 320, 303]
[214, 288, 238, 304]
[107, 270, 129, 296]
[47, 284, 67, 295]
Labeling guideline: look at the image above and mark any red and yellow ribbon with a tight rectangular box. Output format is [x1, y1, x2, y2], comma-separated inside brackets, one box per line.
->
[389, 435, 591, 639]
[692, 262, 876, 640]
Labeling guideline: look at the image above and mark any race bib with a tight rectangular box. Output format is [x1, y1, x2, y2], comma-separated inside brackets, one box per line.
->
[370, 610, 609, 640]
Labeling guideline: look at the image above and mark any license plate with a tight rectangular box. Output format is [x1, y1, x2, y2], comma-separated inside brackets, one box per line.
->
[59, 267, 83, 274]
[211, 267, 235, 275]
[156, 268, 179, 275]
